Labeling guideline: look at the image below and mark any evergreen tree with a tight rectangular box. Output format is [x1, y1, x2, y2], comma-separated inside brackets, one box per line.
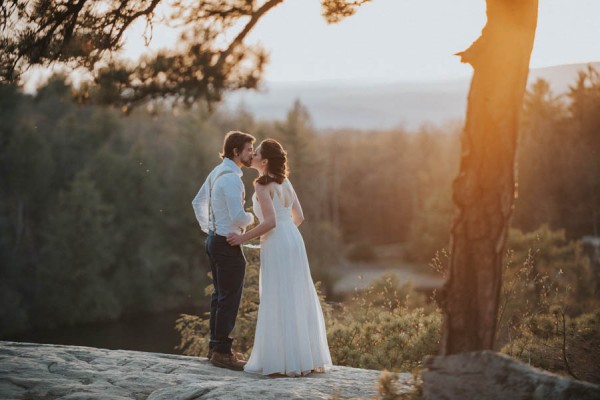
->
[37, 170, 119, 327]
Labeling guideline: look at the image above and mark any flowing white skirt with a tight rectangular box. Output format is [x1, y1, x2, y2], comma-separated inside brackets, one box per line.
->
[244, 220, 332, 377]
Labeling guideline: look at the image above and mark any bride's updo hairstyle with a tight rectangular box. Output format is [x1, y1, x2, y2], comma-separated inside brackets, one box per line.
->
[256, 139, 288, 185]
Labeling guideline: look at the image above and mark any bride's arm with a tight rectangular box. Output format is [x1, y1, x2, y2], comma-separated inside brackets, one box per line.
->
[289, 181, 304, 226]
[291, 196, 304, 226]
[226, 184, 276, 246]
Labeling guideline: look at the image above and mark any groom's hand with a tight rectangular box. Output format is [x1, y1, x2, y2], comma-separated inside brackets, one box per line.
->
[227, 233, 243, 246]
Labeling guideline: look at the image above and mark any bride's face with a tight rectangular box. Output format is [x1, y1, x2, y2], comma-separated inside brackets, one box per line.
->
[251, 146, 267, 172]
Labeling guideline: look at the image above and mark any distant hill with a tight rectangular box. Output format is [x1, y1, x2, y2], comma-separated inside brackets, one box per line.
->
[529, 62, 600, 93]
[223, 62, 600, 130]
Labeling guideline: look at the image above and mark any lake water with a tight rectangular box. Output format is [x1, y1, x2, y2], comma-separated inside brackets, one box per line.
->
[7, 307, 202, 355]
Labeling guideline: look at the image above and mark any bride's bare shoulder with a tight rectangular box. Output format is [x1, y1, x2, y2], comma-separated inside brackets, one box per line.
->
[254, 182, 275, 198]
[253, 181, 267, 191]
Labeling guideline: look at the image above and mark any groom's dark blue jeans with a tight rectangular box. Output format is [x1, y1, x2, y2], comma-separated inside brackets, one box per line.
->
[205, 231, 246, 355]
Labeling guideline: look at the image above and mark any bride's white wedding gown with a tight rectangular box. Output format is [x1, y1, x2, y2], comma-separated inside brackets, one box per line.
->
[244, 178, 332, 377]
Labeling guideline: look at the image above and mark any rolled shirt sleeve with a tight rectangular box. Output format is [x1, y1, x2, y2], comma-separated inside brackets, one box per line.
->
[222, 174, 254, 231]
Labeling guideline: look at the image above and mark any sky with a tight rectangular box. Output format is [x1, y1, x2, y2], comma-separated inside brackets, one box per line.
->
[119, 0, 600, 84]
[23, 0, 600, 91]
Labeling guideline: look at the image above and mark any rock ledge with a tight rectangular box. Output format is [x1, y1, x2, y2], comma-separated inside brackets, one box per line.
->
[0, 341, 412, 399]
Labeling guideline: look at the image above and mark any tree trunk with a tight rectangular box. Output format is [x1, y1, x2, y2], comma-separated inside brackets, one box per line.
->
[440, 0, 538, 354]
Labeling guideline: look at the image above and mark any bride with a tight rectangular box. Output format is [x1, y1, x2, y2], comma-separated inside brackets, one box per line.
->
[226, 138, 332, 377]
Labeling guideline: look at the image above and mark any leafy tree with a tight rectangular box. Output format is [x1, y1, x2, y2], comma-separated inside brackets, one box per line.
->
[0, 96, 54, 335]
[514, 79, 569, 232]
[325, 128, 415, 245]
[275, 100, 320, 216]
[0, 88, 47, 335]
[37, 170, 119, 327]
[566, 67, 600, 236]
[515, 69, 600, 240]
[274, 100, 342, 282]
[405, 127, 459, 263]
[1, 0, 282, 108]
[0, 79, 222, 335]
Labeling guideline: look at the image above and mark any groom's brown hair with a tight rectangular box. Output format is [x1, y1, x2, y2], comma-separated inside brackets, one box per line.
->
[220, 131, 255, 160]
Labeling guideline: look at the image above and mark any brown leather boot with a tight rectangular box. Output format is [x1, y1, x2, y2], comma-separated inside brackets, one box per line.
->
[210, 351, 246, 371]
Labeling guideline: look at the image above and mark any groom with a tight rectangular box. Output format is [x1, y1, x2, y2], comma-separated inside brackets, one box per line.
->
[192, 130, 255, 371]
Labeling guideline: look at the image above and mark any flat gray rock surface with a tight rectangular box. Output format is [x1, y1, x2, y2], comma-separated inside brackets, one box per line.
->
[0, 341, 412, 399]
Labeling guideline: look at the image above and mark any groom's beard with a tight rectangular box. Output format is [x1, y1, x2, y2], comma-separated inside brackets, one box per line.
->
[241, 158, 252, 168]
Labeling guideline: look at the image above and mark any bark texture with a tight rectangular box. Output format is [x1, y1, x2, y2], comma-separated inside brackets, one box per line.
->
[440, 0, 539, 354]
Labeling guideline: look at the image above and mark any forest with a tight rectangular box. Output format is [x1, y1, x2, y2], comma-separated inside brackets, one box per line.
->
[1, 67, 599, 381]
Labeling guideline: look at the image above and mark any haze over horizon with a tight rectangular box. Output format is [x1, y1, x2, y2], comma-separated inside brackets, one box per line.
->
[223, 61, 600, 130]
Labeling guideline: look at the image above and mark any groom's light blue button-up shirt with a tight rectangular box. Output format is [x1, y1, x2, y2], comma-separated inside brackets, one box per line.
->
[192, 158, 254, 236]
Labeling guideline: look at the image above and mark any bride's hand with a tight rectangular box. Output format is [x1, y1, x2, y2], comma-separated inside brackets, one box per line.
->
[227, 233, 244, 246]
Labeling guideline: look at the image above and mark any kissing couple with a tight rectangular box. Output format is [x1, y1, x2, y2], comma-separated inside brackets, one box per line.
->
[192, 131, 332, 377]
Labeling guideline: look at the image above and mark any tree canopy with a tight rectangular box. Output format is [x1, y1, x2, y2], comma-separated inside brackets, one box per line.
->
[1, 0, 370, 109]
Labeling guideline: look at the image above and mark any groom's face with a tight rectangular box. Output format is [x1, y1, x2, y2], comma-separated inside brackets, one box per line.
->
[237, 142, 254, 168]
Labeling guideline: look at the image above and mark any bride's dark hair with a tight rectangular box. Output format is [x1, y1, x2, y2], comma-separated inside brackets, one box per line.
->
[255, 139, 288, 185]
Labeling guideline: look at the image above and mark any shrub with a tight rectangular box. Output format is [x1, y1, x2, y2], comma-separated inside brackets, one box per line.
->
[497, 225, 600, 383]
[502, 309, 600, 383]
[176, 252, 441, 372]
[327, 274, 441, 371]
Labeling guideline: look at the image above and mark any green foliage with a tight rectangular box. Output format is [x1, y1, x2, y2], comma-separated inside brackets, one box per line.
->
[498, 225, 597, 334]
[502, 309, 600, 383]
[254, 100, 344, 295]
[2, 1, 374, 108]
[302, 221, 343, 297]
[0, 78, 341, 336]
[177, 266, 441, 373]
[327, 306, 440, 371]
[515, 68, 600, 238]
[404, 196, 452, 265]
[327, 275, 441, 371]
[0, 76, 219, 335]
[1, 0, 277, 108]
[0, 283, 29, 337]
[4, 123, 54, 197]
[37, 170, 120, 327]
[498, 225, 600, 383]
[404, 128, 458, 264]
